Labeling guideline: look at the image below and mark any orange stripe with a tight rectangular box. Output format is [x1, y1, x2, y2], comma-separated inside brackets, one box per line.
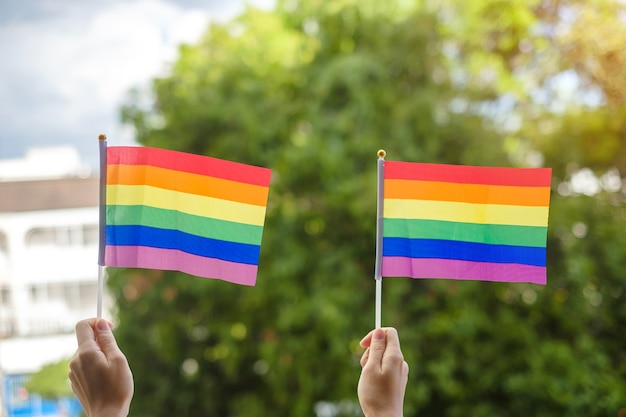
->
[384, 179, 550, 206]
[107, 164, 269, 206]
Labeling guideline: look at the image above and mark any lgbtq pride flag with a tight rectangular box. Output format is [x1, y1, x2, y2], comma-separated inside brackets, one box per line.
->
[381, 161, 551, 284]
[99, 144, 271, 286]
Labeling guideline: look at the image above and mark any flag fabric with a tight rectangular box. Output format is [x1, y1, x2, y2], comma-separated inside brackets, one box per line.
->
[102, 146, 271, 286]
[381, 161, 551, 284]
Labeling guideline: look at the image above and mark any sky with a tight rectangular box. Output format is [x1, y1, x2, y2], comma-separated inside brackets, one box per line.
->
[0, 0, 272, 169]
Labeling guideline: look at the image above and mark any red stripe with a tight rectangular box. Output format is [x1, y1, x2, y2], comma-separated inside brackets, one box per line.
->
[107, 146, 271, 187]
[384, 161, 551, 187]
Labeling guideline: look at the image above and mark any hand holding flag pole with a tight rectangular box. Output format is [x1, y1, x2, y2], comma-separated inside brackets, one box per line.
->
[374, 149, 386, 329]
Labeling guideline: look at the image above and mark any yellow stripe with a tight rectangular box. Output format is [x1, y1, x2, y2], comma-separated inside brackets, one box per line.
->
[384, 199, 549, 227]
[107, 184, 267, 226]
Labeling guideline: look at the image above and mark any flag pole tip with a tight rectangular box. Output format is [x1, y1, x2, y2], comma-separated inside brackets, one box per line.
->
[377, 149, 386, 158]
[98, 133, 107, 141]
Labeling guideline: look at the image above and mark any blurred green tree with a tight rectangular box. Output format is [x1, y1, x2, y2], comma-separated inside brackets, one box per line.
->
[24, 358, 73, 400]
[112, 0, 626, 416]
[24, 358, 76, 416]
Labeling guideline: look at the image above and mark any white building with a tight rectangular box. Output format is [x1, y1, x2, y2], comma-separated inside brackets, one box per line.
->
[0, 147, 109, 417]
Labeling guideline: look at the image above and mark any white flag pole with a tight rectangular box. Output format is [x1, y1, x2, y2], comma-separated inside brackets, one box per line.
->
[97, 134, 107, 319]
[374, 149, 386, 329]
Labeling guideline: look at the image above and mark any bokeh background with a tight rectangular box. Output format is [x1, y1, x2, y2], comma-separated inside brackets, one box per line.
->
[1, 0, 625, 416]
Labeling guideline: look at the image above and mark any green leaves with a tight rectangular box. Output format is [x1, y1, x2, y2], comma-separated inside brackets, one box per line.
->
[113, 1, 626, 416]
[24, 358, 73, 400]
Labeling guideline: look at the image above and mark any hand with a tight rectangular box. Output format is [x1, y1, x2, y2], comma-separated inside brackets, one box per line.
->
[357, 327, 409, 417]
[69, 318, 134, 417]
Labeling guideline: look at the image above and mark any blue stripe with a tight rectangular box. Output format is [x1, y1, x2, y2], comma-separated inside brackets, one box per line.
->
[383, 237, 546, 267]
[105, 225, 260, 265]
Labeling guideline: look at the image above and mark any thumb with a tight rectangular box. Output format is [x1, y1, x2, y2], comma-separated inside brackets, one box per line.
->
[95, 318, 120, 359]
[364, 328, 386, 370]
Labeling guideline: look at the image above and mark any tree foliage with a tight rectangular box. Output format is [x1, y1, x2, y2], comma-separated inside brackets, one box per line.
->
[25, 358, 73, 400]
[114, 0, 626, 416]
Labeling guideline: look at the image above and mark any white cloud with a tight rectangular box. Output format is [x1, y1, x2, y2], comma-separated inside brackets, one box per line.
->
[0, 0, 258, 164]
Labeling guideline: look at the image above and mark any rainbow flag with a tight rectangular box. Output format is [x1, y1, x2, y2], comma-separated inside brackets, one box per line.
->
[381, 161, 551, 284]
[101, 146, 271, 286]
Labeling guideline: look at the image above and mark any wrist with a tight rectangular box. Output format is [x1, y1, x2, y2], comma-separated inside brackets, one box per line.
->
[364, 411, 402, 417]
[92, 413, 128, 417]
[91, 407, 129, 417]
[91, 414, 128, 417]
[371, 412, 403, 417]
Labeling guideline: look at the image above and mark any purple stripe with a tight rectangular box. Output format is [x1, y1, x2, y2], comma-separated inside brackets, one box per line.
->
[382, 256, 546, 284]
[105, 245, 258, 286]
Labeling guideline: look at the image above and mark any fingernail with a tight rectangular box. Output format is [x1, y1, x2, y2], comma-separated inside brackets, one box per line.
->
[96, 319, 110, 331]
[373, 328, 385, 340]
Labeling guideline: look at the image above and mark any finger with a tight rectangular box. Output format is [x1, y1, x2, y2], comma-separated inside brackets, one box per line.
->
[383, 327, 403, 357]
[360, 347, 370, 367]
[68, 372, 82, 397]
[359, 330, 374, 348]
[75, 319, 97, 347]
[363, 328, 386, 370]
[94, 318, 122, 359]
[360, 327, 398, 348]
[68, 376, 89, 416]
[68, 368, 85, 400]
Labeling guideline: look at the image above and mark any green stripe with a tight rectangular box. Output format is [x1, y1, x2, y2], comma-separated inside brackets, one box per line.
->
[384, 218, 547, 247]
[106, 205, 264, 245]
